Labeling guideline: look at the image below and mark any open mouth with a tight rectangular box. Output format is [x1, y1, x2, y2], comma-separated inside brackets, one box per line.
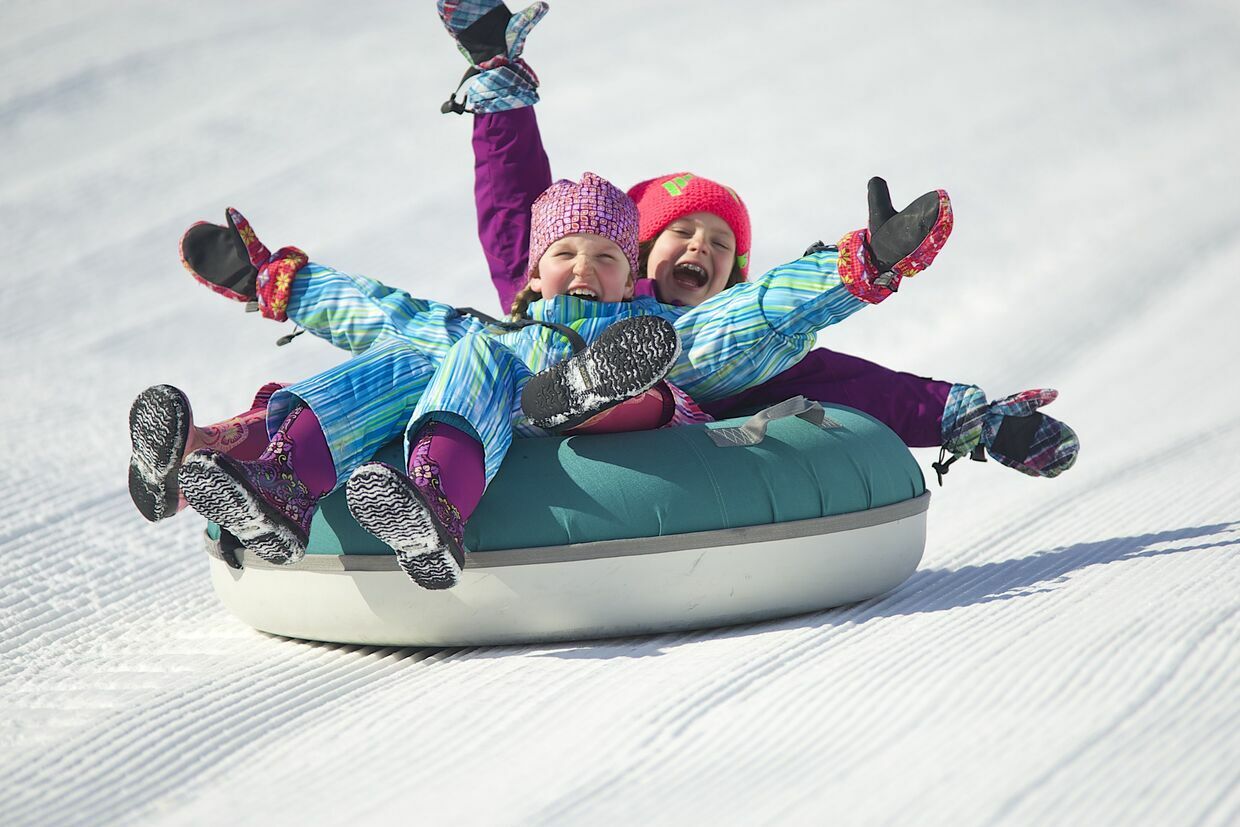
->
[671, 262, 709, 290]
[567, 287, 599, 300]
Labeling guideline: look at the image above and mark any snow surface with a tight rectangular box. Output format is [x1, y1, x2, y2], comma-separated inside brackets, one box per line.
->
[3, 1, 1239, 824]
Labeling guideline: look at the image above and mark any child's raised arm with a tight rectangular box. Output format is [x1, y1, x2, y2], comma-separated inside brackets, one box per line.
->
[437, 1, 553, 314]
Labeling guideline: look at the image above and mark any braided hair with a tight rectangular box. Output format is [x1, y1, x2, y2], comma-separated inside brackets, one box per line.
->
[508, 282, 541, 321]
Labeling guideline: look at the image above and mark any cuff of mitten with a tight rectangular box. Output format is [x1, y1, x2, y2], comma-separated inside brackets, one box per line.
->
[256, 246, 308, 322]
[837, 229, 897, 304]
[468, 62, 540, 113]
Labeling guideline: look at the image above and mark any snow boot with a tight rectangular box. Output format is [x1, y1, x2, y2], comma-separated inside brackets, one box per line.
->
[438, 0, 548, 114]
[934, 384, 1080, 483]
[190, 382, 285, 460]
[563, 382, 675, 434]
[179, 406, 331, 565]
[346, 461, 468, 591]
[521, 315, 682, 431]
[127, 383, 283, 522]
[179, 207, 307, 320]
[128, 384, 194, 522]
[179, 450, 314, 565]
[837, 177, 953, 303]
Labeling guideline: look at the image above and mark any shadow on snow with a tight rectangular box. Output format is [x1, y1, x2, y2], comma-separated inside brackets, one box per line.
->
[526, 520, 1240, 659]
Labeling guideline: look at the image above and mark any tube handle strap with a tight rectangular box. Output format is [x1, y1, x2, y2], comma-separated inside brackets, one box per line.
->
[706, 396, 841, 448]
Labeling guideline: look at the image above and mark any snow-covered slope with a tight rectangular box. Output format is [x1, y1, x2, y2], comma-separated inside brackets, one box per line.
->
[2, 1, 1237, 824]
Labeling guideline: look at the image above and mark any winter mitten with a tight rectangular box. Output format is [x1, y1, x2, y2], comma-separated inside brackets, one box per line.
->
[437, 0, 549, 114]
[838, 177, 953, 303]
[179, 208, 308, 321]
[346, 461, 468, 591]
[935, 384, 1080, 483]
[521, 315, 682, 431]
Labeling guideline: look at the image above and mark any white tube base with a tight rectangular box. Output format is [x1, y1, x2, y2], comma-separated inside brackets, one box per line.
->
[209, 494, 929, 646]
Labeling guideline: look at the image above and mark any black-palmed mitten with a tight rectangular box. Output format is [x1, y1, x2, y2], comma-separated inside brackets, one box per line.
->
[837, 177, 953, 303]
[179, 208, 306, 321]
[437, 0, 549, 114]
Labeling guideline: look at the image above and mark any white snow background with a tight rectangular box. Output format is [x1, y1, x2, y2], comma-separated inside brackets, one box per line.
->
[2, 1, 1238, 824]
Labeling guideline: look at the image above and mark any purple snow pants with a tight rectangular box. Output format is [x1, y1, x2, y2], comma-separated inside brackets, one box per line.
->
[470, 108, 953, 448]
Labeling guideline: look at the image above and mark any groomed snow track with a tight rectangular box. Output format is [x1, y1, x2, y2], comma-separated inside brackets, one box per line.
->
[2, 1, 1238, 824]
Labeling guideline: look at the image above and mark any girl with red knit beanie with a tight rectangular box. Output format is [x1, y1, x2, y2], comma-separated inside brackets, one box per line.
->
[440, 0, 1079, 483]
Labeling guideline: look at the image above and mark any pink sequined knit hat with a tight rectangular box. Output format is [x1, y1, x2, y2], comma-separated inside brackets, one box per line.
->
[527, 172, 640, 278]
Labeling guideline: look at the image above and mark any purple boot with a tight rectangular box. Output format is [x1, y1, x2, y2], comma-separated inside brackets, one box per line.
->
[345, 423, 485, 591]
[521, 315, 682, 431]
[179, 406, 332, 565]
[346, 463, 465, 590]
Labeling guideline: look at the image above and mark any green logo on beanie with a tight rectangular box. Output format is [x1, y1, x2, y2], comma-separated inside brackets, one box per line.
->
[736, 252, 748, 270]
[661, 174, 696, 197]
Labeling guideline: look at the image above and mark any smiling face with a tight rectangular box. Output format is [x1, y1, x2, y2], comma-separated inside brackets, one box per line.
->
[529, 233, 634, 302]
[643, 211, 737, 306]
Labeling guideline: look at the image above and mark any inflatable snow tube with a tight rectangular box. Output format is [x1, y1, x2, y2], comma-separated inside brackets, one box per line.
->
[205, 399, 929, 646]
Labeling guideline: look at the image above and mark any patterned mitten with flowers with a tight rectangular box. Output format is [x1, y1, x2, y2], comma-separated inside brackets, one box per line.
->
[838, 177, 953, 304]
[179, 207, 307, 321]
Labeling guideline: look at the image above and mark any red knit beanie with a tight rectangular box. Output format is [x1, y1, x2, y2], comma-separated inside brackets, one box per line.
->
[626, 172, 752, 278]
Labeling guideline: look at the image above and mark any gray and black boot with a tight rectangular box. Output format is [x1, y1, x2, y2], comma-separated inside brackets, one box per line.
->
[346, 462, 466, 591]
[521, 315, 681, 431]
[128, 384, 193, 522]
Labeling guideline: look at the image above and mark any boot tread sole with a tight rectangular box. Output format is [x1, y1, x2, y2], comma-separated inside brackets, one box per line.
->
[522, 316, 681, 430]
[347, 464, 463, 591]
